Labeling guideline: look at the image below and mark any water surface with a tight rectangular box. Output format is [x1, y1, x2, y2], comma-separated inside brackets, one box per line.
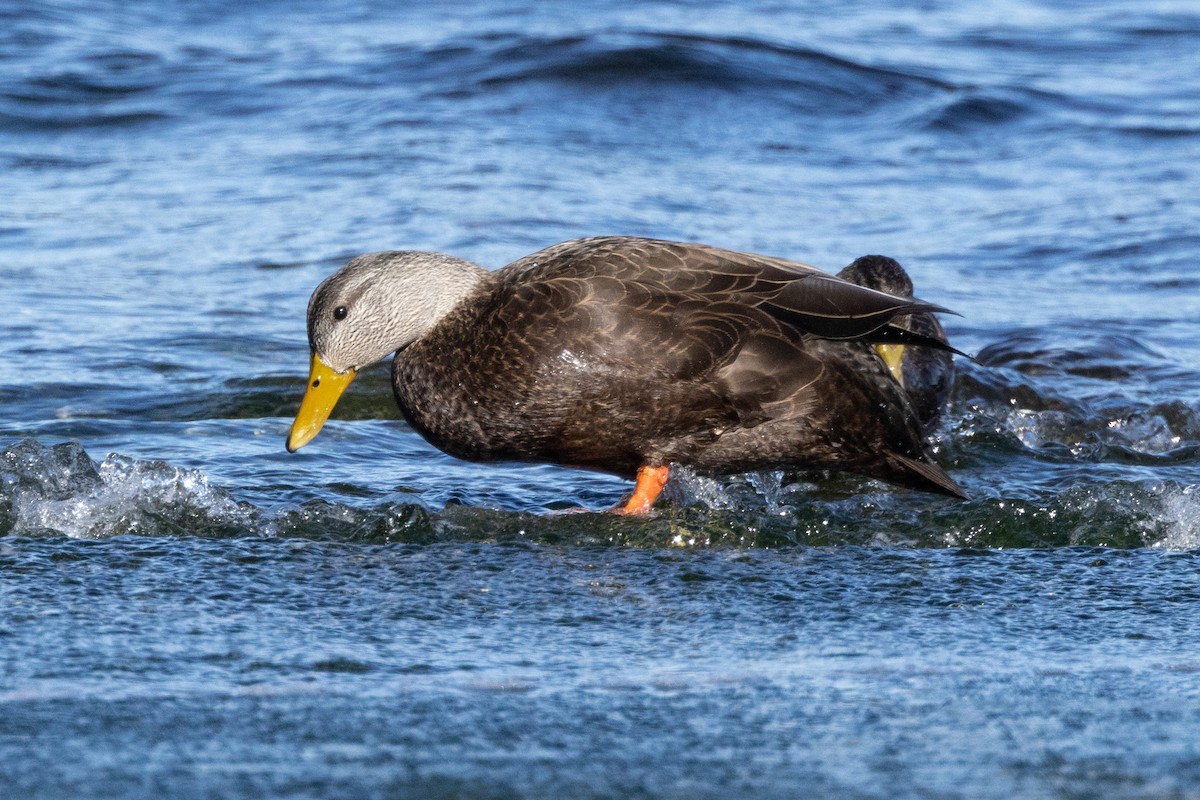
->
[3, 1, 1200, 797]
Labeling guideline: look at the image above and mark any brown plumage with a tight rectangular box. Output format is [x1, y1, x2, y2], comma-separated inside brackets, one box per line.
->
[287, 236, 964, 512]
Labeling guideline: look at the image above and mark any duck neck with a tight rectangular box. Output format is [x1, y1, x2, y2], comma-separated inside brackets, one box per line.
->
[421, 256, 491, 325]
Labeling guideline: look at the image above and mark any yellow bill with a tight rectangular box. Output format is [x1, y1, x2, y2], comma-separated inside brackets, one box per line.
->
[286, 353, 356, 452]
[875, 344, 906, 388]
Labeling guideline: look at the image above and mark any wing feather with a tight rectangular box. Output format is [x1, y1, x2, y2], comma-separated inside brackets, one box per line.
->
[499, 236, 952, 343]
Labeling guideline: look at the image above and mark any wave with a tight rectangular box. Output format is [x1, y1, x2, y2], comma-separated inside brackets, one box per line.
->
[418, 30, 990, 136]
[473, 32, 947, 98]
[0, 43, 174, 131]
[3, 438, 1196, 549]
[5, 3, 1190, 150]
[955, 330, 1200, 466]
[1, 439, 254, 539]
[2, 22, 1149, 142]
[426, 30, 1137, 142]
[921, 93, 1030, 133]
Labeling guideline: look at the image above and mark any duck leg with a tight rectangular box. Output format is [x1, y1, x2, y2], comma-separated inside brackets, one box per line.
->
[618, 465, 671, 515]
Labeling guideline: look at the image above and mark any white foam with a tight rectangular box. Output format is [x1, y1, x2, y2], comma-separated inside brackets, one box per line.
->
[1151, 483, 1200, 551]
[6, 446, 254, 539]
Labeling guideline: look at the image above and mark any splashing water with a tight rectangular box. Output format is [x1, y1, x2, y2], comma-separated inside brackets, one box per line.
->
[4, 438, 1197, 550]
[1, 440, 255, 539]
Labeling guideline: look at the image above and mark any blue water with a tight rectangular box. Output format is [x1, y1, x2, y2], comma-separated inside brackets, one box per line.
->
[3, 1, 1200, 797]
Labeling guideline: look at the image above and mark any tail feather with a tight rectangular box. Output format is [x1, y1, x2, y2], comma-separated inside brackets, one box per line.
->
[885, 453, 967, 499]
[869, 323, 973, 360]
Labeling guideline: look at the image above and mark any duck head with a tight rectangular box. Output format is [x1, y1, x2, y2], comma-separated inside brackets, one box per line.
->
[286, 251, 487, 452]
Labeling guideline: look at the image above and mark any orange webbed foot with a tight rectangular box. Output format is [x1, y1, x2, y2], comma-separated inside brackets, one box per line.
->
[616, 465, 670, 515]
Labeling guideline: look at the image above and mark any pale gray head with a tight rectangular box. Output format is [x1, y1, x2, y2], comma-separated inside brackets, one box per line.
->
[307, 250, 489, 372]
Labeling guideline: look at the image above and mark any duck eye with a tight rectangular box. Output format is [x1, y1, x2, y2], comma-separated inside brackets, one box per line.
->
[333, 306, 348, 321]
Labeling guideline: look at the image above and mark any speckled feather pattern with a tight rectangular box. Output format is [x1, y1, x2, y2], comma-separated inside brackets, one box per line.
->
[388, 236, 962, 496]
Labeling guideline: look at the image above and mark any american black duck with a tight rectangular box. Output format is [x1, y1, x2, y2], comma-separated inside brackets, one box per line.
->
[836, 254, 956, 431]
[287, 236, 964, 513]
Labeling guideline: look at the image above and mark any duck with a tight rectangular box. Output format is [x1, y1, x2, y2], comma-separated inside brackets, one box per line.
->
[835, 254, 956, 431]
[286, 235, 964, 513]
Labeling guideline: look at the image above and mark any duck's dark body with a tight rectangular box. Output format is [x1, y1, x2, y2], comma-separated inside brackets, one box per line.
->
[390, 236, 963, 497]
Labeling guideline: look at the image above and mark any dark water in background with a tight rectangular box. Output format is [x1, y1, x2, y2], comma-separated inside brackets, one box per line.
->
[3, 1, 1200, 797]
